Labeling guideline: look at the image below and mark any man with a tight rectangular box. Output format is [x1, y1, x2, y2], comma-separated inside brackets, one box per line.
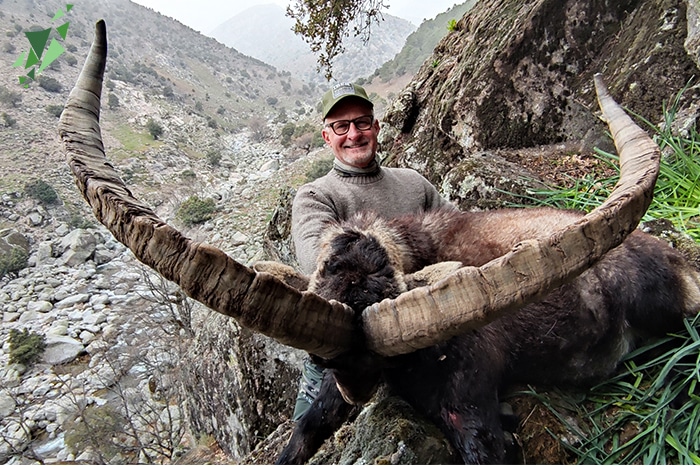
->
[290, 82, 455, 419]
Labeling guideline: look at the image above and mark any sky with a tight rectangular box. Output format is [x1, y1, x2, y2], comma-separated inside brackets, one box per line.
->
[130, 0, 461, 35]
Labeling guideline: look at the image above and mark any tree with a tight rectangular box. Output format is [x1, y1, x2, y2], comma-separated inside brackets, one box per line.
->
[146, 119, 164, 140]
[286, 0, 388, 80]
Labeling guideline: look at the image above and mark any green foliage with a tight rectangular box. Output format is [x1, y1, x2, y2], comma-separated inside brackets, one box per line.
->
[177, 195, 216, 225]
[64, 54, 78, 66]
[514, 85, 700, 242]
[447, 19, 458, 31]
[45, 104, 64, 117]
[2, 112, 16, 127]
[64, 404, 126, 460]
[146, 118, 164, 140]
[107, 93, 120, 109]
[7, 328, 46, 366]
[179, 169, 196, 180]
[305, 156, 334, 182]
[0, 246, 28, 279]
[24, 178, 59, 205]
[521, 315, 700, 464]
[206, 150, 222, 166]
[38, 75, 63, 93]
[280, 122, 296, 147]
[287, 0, 389, 79]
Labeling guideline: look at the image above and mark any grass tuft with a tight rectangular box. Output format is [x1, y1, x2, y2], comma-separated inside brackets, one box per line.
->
[514, 84, 700, 242]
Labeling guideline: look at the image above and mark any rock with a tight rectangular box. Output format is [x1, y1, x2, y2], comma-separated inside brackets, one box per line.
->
[58, 229, 96, 266]
[26, 300, 53, 313]
[231, 231, 249, 246]
[54, 293, 90, 310]
[381, 0, 700, 210]
[42, 335, 84, 365]
[0, 394, 16, 420]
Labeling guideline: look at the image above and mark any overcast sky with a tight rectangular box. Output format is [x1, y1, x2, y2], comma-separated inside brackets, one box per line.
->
[131, 0, 461, 35]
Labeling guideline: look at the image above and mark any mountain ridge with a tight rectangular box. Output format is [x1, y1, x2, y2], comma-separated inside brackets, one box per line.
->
[210, 3, 417, 84]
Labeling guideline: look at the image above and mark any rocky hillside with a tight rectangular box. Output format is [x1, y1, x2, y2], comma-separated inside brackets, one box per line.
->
[0, 0, 330, 462]
[0, 0, 319, 217]
[210, 3, 417, 85]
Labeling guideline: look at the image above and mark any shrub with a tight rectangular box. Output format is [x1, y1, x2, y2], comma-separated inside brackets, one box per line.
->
[2, 112, 16, 127]
[280, 122, 296, 147]
[25, 178, 59, 205]
[305, 157, 334, 182]
[7, 329, 46, 366]
[0, 85, 21, 107]
[206, 150, 221, 166]
[179, 169, 196, 180]
[146, 118, 164, 140]
[38, 75, 63, 92]
[0, 246, 29, 279]
[107, 93, 119, 109]
[46, 104, 64, 117]
[176, 195, 216, 225]
[64, 404, 125, 460]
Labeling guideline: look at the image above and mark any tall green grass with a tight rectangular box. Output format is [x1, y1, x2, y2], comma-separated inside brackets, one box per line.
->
[513, 87, 700, 464]
[515, 85, 700, 242]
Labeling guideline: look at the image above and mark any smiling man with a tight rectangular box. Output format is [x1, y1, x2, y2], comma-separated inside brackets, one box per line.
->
[289, 82, 455, 420]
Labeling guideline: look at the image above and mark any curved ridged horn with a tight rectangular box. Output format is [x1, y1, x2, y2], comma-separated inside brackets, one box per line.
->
[58, 20, 355, 359]
[363, 73, 661, 357]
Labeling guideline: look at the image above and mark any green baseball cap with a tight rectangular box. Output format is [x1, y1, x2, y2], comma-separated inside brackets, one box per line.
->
[321, 82, 373, 118]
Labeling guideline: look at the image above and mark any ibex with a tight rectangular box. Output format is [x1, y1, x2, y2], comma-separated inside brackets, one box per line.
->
[60, 21, 699, 464]
[273, 208, 700, 463]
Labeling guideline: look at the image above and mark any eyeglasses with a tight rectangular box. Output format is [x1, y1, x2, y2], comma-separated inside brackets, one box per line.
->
[324, 115, 374, 136]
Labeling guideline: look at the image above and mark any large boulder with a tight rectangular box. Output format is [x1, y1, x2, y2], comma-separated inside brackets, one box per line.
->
[181, 312, 305, 460]
[381, 0, 700, 209]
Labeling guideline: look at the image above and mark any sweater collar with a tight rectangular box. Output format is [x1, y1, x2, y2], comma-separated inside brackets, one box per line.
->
[333, 156, 381, 177]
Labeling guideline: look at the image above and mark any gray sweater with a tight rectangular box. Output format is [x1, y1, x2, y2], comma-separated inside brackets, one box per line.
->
[291, 166, 455, 274]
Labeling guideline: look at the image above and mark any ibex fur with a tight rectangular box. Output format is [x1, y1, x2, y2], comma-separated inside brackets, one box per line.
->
[275, 207, 700, 464]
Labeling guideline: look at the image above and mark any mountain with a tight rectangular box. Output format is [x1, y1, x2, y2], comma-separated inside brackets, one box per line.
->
[370, 0, 477, 83]
[0, 0, 324, 212]
[210, 4, 417, 84]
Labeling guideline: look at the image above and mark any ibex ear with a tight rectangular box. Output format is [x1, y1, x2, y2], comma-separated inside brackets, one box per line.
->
[252, 261, 310, 291]
[405, 261, 463, 289]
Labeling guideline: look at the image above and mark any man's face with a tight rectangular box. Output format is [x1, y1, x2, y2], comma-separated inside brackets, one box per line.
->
[322, 98, 380, 168]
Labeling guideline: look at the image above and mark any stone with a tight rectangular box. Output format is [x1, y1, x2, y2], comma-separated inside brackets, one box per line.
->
[54, 293, 90, 310]
[27, 300, 53, 313]
[0, 394, 16, 420]
[58, 229, 97, 266]
[42, 335, 84, 365]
